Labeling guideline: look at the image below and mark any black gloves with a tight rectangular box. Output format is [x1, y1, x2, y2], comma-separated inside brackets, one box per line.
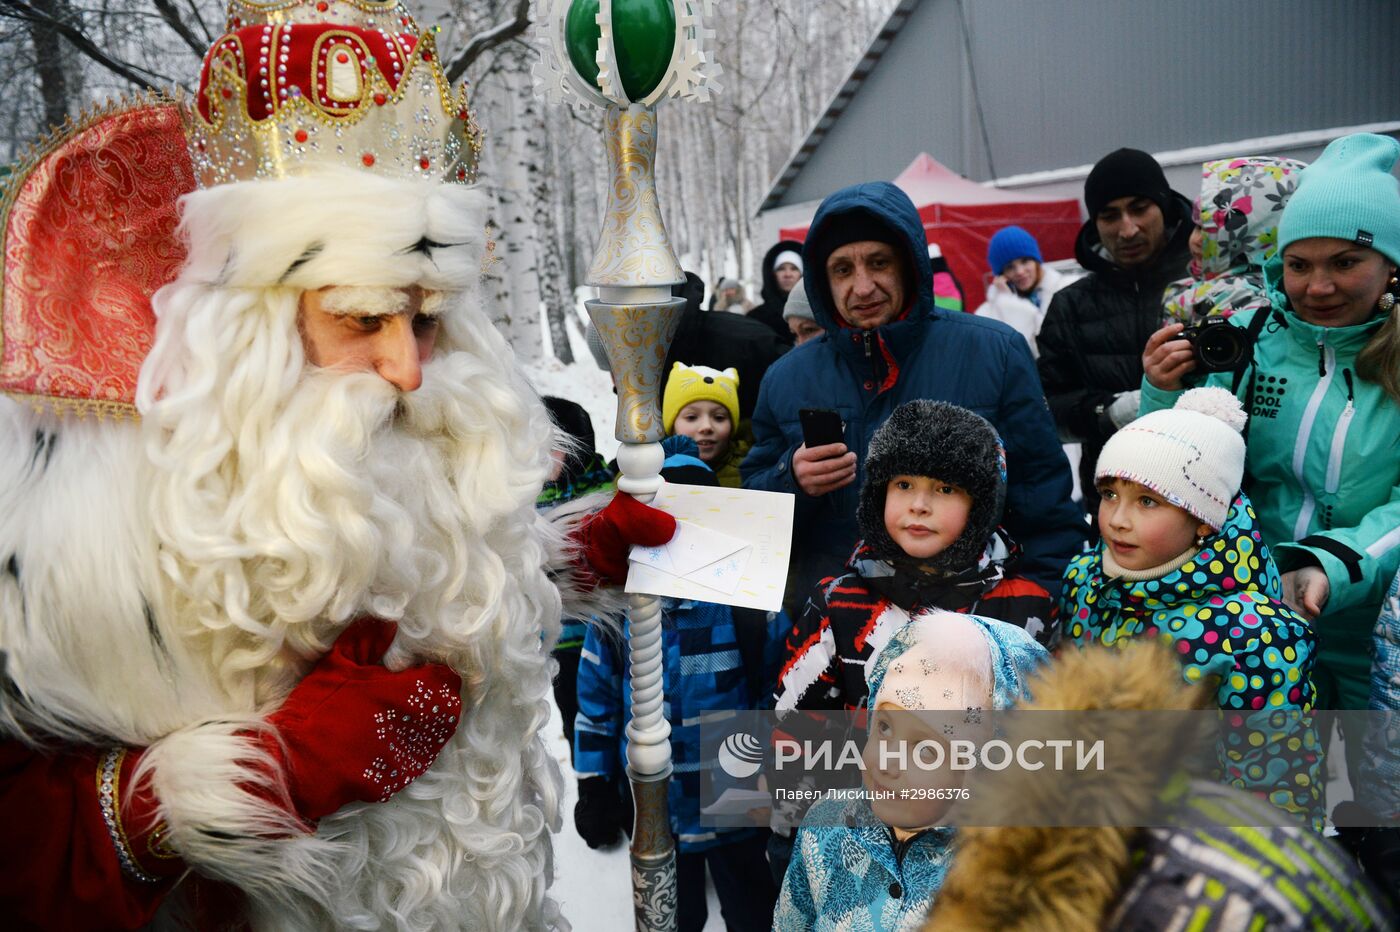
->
[574, 776, 633, 849]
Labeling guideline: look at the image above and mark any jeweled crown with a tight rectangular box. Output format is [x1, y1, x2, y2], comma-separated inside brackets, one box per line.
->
[185, 0, 481, 187]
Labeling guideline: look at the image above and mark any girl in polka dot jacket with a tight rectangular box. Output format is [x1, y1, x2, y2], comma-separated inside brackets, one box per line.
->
[1059, 388, 1324, 829]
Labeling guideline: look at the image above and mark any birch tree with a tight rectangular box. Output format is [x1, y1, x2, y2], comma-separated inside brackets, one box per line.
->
[0, 0, 897, 355]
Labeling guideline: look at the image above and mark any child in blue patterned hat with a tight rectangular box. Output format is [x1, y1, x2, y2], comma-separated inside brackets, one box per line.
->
[1059, 386, 1323, 828]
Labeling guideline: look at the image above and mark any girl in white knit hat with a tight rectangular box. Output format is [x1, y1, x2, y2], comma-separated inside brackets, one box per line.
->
[1057, 387, 1325, 829]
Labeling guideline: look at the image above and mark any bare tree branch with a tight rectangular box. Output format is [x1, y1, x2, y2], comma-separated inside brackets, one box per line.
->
[0, 0, 171, 87]
[181, 0, 215, 45]
[445, 0, 529, 83]
[149, 0, 206, 57]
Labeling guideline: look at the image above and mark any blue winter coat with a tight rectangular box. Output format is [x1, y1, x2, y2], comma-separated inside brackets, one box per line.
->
[740, 182, 1084, 597]
[773, 616, 1047, 930]
[574, 597, 787, 853]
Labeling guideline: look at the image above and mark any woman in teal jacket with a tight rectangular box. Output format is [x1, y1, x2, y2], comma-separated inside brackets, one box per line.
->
[1141, 134, 1400, 737]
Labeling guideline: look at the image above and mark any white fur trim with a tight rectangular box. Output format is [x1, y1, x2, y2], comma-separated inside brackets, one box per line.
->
[135, 719, 342, 900]
[172, 170, 488, 290]
[541, 492, 629, 624]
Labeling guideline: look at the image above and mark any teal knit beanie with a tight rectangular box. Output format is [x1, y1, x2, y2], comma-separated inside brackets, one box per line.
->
[1278, 133, 1400, 266]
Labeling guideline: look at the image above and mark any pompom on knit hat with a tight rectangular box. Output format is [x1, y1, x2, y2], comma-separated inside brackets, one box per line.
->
[782, 276, 815, 322]
[1276, 133, 1400, 267]
[1084, 148, 1176, 219]
[986, 226, 1043, 276]
[857, 401, 1007, 572]
[661, 362, 740, 434]
[1095, 387, 1247, 530]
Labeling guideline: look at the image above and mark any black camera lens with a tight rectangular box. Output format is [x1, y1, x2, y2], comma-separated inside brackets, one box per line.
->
[1182, 317, 1253, 373]
[1196, 327, 1246, 370]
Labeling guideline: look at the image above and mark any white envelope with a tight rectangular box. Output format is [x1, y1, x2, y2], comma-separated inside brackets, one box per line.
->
[625, 482, 795, 612]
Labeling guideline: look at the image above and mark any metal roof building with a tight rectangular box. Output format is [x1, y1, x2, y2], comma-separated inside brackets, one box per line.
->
[756, 0, 1400, 249]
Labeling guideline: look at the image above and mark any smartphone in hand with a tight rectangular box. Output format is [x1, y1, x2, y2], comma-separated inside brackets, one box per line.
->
[799, 408, 845, 448]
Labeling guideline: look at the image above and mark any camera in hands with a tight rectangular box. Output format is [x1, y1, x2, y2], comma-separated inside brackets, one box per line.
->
[1182, 317, 1254, 373]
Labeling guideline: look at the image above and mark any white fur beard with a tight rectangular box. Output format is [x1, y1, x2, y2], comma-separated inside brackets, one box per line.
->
[1, 285, 569, 929]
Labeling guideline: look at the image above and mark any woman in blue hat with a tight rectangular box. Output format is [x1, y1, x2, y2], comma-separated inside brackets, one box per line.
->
[974, 225, 1073, 359]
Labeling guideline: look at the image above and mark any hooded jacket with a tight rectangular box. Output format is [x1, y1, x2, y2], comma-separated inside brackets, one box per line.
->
[774, 614, 1047, 931]
[741, 182, 1084, 598]
[1140, 260, 1400, 710]
[774, 532, 1055, 713]
[748, 240, 803, 346]
[1162, 157, 1306, 326]
[922, 642, 1393, 932]
[1059, 494, 1323, 828]
[1036, 193, 1193, 498]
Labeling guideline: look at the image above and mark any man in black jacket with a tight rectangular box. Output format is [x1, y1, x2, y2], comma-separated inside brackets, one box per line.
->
[1037, 148, 1192, 520]
[746, 240, 804, 346]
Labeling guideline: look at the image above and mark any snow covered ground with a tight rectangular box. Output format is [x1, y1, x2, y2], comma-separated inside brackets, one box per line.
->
[543, 693, 727, 931]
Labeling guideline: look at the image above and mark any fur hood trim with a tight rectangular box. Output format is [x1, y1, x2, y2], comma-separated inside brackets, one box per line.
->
[924, 642, 1209, 932]
[172, 170, 488, 290]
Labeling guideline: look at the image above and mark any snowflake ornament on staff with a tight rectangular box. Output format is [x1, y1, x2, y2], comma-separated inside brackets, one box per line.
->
[536, 0, 722, 108]
[536, 3, 720, 931]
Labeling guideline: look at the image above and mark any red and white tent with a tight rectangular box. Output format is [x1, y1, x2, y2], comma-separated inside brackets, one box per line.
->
[780, 153, 1082, 304]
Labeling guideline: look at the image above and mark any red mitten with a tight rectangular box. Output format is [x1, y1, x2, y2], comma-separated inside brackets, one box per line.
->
[262, 618, 462, 823]
[575, 492, 677, 587]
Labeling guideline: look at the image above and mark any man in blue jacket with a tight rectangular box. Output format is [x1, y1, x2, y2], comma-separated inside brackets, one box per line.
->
[741, 182, 1084, 602]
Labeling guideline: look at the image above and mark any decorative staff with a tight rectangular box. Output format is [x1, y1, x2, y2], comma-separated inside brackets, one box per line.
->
[536, 2, 721, 929]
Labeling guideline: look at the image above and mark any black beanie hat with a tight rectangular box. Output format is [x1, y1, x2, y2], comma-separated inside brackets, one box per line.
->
[856, 401, 1007, 572]
[1084, 148, 1173, 217]
[804, 209, 912, 293]
[542, 396, 597, 478]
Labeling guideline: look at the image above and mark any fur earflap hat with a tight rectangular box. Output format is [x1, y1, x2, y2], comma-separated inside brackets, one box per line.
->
[857, 401, 1007, 571]
[1095, 387, 1246, 530]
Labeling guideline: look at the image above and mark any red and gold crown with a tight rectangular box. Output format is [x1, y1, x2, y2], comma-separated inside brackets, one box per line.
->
[185, 0, 482, 187]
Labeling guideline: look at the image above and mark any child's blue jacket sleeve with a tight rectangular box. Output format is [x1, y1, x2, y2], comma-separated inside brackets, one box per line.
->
[573, 625, 624, 780]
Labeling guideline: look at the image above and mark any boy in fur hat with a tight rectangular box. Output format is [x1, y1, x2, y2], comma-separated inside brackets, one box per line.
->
[774, 400, 1055, 715]
[1061, 387, 1322, 828]
[774, 610, 1047, 931]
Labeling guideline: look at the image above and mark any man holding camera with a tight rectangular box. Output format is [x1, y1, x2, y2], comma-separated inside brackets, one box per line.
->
[742, 181, 1083, 604]
[1037, 148, 1194, 520]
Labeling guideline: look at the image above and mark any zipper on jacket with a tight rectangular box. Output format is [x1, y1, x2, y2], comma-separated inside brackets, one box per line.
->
[863, 331, 874, 361]
[1292, 338, 1335, 539]
[1325, 369, 1356, 495]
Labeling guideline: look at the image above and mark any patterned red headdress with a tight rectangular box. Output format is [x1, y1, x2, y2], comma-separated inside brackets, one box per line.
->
[0, 97, 194, 419]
